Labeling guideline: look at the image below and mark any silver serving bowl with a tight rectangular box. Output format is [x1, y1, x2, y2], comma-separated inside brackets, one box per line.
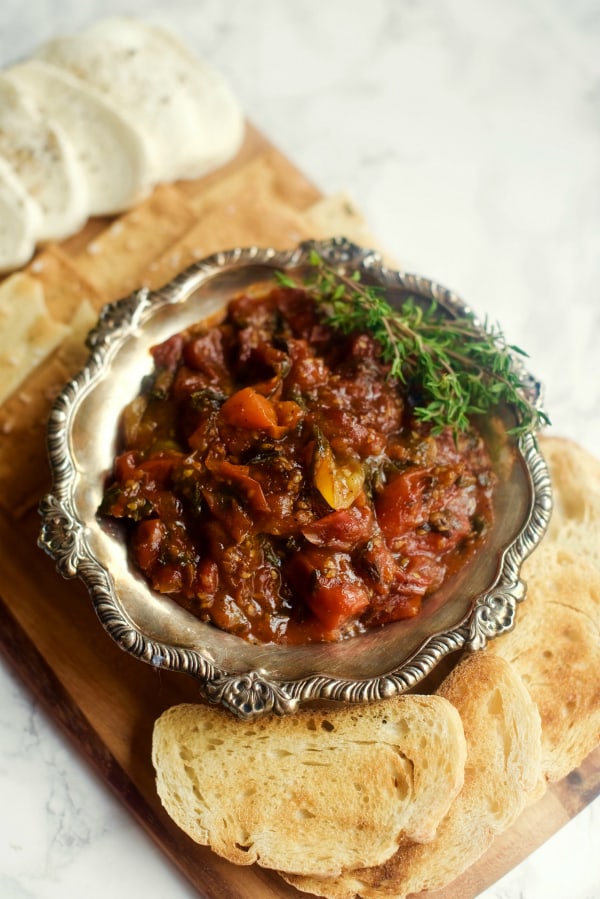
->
[38, 238, 552, 719]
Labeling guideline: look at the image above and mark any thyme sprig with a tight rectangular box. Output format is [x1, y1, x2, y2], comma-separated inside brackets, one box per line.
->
[276, 252, 549, 436]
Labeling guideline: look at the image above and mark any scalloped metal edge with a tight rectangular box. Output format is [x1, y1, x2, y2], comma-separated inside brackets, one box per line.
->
[38, 237, 553, 719]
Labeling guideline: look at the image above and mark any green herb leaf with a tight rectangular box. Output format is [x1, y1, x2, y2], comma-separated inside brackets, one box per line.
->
[274, 270, 297, 288]
[277, 255, 550, 436]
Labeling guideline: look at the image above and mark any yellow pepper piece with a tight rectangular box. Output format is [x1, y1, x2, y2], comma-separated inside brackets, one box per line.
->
[314, 442, 364, 510]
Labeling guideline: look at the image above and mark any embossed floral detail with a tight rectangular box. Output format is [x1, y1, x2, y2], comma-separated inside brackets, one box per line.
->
[468, 581, 525, 650]
[204, 670, 298, 720]
[38, 494, 82, 578]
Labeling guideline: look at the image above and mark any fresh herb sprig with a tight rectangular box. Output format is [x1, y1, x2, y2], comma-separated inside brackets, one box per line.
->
[276, 252, 549, 436]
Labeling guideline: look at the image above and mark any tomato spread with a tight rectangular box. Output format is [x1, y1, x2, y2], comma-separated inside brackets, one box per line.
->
[100, 284, 495, 644]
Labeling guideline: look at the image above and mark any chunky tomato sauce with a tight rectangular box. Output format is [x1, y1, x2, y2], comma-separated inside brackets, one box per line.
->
[100, 285, 495, 644]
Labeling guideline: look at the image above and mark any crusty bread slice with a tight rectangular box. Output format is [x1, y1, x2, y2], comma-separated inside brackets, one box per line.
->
[152, 694, 467, 878]
[490, 435, 600, 781]
[283, 652, 544, 898]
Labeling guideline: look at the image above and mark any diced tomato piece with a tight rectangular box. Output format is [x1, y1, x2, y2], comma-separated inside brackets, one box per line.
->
[194, 558, 219, 595]
[405, 552, 445, 593]
[205, 457, 269, 512]
[137, 454, 180, 489]
[114, 450, 140, 481]
[366, 591, 421, 625]
[172, 365, 212, 400]
[220, 386, 278, 430]
[273, 400, 303, 432]
[375, 467, 431, 545]
[150, 490, 183, 521]
[306, 581, 370, 632]
[365, 551, 443, 625]
[358, 535, 397, 593]
[376, 464, 477, 554]
[285, 547, 370, 633]
[151, 563, 184, 594]
[132, 519, 164, 572]
[301, 498, 372, 551]
[202, 490, 253, 544]
[291, 355, 329, 390]
[182, 329, 227, 380]
[151, 334, 185, 370]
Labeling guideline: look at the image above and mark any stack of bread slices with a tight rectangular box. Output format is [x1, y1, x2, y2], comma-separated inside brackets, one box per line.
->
[0, 16, 243, 271]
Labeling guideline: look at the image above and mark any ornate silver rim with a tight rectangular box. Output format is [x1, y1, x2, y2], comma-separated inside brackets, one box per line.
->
[38, 237, 553, 719]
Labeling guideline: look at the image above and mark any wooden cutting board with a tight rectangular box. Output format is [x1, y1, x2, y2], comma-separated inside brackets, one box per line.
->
[0, 125, 598, 899]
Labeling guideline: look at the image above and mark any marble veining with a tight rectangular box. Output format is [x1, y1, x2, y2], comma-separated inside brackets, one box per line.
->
[1, 0, 599, 897]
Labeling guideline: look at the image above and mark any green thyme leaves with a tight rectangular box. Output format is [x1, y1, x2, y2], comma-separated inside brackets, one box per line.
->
[276, 253, 550, 436]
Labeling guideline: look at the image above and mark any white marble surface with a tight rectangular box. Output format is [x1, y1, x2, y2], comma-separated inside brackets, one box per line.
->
[1, 0, 599, 897]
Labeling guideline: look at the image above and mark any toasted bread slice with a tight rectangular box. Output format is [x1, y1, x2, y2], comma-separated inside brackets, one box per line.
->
[0, 74, 88, 242]
[283, 652, 543, 898]
[7, 60, 153, 216]
[0, 157, 42, 273]
[0, 272, 69, 405]
[491, 435, 600, 781]
[152, 694, 467, 878]
[35, 17, 243, 184]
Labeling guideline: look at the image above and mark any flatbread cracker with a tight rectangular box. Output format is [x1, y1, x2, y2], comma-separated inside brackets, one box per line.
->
[182, 142, 321, 214]
[144, 191, 313, 290]
[0, 354, 73, 515]
[0, 272, 98, 515]
[303, 192, 382, 255]
[0, 273, 69, 407]
[145, 165, 383, 290]
[57, 297, 99, 371]
[26, 244, 105, 322]
[143, 150, 323, 289]
[72, 183, 197, 302]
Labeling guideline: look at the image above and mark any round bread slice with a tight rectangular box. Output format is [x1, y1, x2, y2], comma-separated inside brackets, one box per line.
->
[283, 652, 544, 898]
[6, 60, 153, 217]
[0, 156, 42, 272]
[34, 17, 244, 184]
[152, 694, 467, 879]
[0, 75, 88, 242]
[83, 15, 245, 178]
